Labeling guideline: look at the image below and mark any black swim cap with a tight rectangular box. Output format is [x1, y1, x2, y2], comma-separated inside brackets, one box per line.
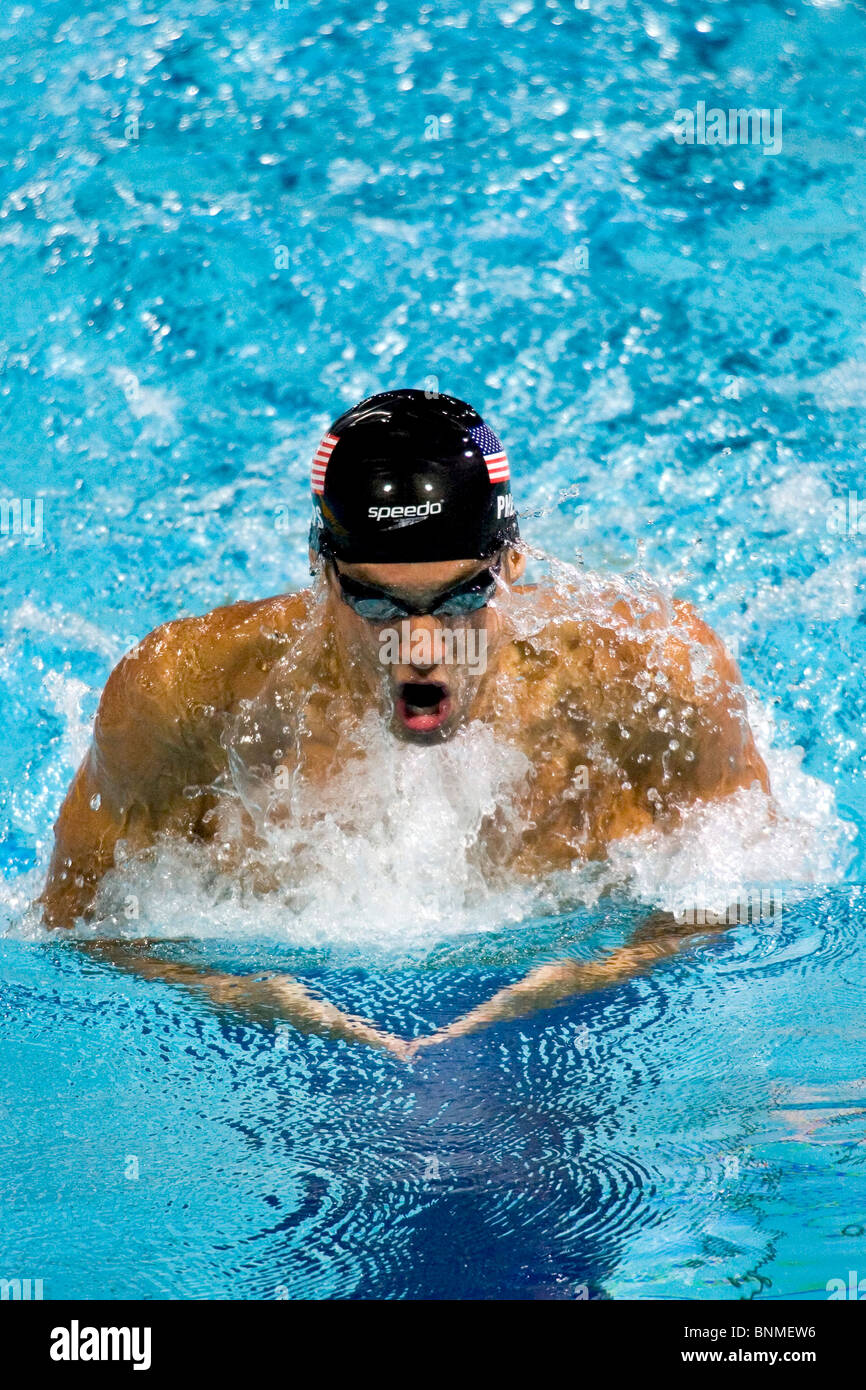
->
[308, 389, 519, 564]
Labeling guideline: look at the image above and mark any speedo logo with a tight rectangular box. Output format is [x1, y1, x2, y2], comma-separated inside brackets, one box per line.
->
[368, 502, 443, 521]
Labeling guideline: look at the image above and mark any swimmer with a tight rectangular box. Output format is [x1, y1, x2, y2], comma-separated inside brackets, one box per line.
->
[40, 390, 769, 1059]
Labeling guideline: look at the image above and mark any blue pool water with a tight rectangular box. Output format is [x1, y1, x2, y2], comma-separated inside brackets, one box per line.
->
[2, 0, 866, 1299]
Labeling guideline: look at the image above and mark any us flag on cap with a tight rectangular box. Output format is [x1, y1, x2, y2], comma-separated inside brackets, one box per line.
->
[469, 423, 510, 483]
[311, 433, 338, 495]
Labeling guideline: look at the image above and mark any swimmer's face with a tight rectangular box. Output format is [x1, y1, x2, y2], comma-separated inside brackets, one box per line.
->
[322, 549, 526, 743]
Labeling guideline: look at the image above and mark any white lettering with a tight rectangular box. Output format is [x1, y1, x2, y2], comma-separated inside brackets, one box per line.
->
[368, 502, 443, 521]
[48, 1321, 152, 1371]
[672, 103, 783, 155]
[378, 621, 488, 675]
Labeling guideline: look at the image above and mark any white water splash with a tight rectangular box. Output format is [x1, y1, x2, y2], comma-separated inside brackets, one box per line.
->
[2, 568, 854, 957]
[74, 717, 538, 954]
[25, 694, 848, 959]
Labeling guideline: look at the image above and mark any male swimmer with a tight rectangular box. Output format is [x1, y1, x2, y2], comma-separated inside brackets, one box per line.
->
[40, 390, 769, 1058]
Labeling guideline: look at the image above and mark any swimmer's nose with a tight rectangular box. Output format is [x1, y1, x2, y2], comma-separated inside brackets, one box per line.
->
[406, 614, 439, 674]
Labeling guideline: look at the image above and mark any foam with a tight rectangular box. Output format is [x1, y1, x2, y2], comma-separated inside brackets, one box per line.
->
[11, 663, 854, 965]
[2, 555, 854, 958]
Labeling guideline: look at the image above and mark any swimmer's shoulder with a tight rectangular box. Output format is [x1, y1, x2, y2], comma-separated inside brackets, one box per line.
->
[176, 589, 315, 659]
[507, 579, 739, 701]
[98, 589, 316, 744]
[579, 589, 741, 709]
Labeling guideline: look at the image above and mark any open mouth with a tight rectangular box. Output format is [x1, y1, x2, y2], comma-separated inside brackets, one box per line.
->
[396, 681, 452, 733]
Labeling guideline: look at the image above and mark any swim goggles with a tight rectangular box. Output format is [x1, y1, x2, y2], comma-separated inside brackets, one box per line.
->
[332, 557, 503, 622]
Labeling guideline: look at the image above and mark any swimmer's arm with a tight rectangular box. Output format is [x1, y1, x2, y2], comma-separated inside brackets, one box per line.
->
[39, 632, 197, 928]
[407, 912, 729, 1053]
[409, 614, 769, 1054]
[40, 595, 310, 927]
[73, 940, 410, 1058]
[649, 601, 770, 804]
[40, 621, 407, 1056]
[41, 734, 408, 1052]
[39, 756, 127, 928]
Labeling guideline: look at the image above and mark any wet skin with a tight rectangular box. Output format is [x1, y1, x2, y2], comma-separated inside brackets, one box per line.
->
[40, 549, 769, 1058]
